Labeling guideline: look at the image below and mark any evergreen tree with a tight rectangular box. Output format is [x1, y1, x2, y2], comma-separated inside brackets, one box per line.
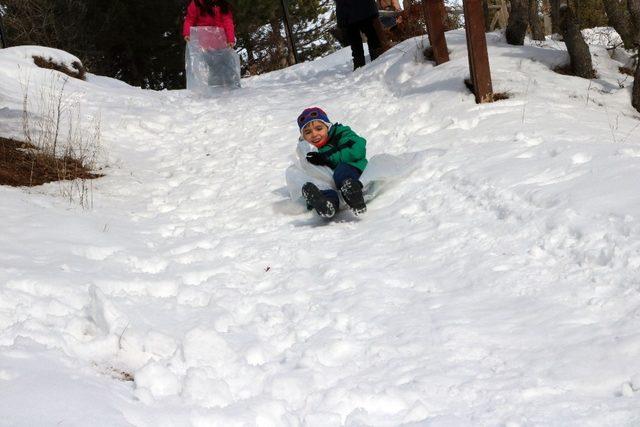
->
[3, 0, 185, 89]
[3, 0, 339, 87]
[289, 0, 338, 62]
[234, 0, 338, 75]
[83, 0, 186, 89]
[3, 0, 91, 55]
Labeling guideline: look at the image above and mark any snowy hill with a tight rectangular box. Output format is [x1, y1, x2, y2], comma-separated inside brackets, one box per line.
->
[1, 30, 640, 426]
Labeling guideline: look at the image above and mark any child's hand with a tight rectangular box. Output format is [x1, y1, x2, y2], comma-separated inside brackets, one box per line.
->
[184, 36, 190, 42]
[306, 152, 329, 166]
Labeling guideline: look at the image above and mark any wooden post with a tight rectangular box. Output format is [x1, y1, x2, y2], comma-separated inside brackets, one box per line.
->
[463, 0, 493, 103]
[422, 0, 450, 64]
[280, 0, 299, 64]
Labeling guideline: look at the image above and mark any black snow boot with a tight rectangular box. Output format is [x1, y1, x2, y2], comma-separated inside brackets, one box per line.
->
[302, 182, 337, 219]
[340, 179, 366, 215]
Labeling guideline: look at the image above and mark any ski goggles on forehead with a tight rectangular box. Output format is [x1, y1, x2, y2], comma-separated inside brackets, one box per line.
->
[298, 110, 320, 125]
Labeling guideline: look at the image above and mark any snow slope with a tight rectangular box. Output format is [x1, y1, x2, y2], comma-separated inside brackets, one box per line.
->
[1, 30, 640, 426]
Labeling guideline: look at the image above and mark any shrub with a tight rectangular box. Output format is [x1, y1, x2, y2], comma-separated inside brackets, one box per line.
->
[8, 73, 104, 207]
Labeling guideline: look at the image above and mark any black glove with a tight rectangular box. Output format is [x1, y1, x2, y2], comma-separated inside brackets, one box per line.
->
[306, 152, 329, 166]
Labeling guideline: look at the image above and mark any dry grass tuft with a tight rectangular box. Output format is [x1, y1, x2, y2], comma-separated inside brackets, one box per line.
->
[619, 66, 634, 76]
[492, 92, 510, 101]
[110, 368, 134, 382]
[463, 78, 510, 102]
[0, 136, 101, 187]
[14, 73, 103, 207]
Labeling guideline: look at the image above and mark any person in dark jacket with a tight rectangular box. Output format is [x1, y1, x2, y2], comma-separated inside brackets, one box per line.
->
[335, 0, 384, 70]
[297, 107, 368, 218]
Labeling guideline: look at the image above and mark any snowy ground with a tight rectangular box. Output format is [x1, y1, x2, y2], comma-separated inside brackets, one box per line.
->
[1, 30, 640, 426]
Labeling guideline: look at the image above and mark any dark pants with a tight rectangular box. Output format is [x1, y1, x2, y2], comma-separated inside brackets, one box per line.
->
[321, 163, 362, 208]
[204, 49, 240, 87]
[344, 17, 383, 69]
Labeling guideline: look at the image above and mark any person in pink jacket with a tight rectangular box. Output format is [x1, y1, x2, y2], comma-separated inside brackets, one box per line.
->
[183, 0, 235, 47]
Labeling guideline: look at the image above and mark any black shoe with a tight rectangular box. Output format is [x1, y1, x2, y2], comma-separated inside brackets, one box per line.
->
[302, 182, 336, 218]
[340, 179, 366, 215]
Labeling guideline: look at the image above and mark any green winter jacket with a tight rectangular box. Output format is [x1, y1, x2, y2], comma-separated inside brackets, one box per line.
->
[319, 123, 368, 172]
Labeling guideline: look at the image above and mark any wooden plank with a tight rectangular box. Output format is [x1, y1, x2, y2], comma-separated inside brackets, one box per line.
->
[463, 0, 493, 103]
[422, 0, 450, 65]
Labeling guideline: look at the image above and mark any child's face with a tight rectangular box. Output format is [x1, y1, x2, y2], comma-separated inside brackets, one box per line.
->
[302, 121, 329, 147]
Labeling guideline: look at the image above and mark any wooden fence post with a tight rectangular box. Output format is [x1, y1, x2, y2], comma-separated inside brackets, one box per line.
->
[422, 0, 450, 64]
[463, 0, 493, 103]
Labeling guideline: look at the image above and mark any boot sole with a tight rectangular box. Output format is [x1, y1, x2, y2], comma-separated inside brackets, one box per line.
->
[302, 183, 336, 218]
[341, 181, 367, 215]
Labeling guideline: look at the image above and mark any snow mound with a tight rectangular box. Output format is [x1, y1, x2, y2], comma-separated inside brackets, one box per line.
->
[1, 28, 640, 426]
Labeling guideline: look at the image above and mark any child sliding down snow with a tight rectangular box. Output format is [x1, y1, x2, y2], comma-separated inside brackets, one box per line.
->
[296, 107, 368, 219]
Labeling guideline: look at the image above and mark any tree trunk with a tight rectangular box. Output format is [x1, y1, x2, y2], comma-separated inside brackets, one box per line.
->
[560, 4, 595, 78]
[628, 0, 640, 42]
[632, 62, 640, 112]
[269, 19, 291, 69]
[541, 0, 553, 34]
[482, 0, 491, 31]
[550, 0, 561, 33]
[0, 13, 7, 48]
[628, 0, 640, 111]
[125, 44, 143, 88]
[529, 0, 546, 40]
[242, 32, 256, 74]
[602, 0, 635, 49]
[506, 0, 529, 44]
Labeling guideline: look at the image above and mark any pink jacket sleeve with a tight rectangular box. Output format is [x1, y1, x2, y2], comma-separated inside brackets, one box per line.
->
[183, 2, 197, 38]
[220, 11, 235, 45]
